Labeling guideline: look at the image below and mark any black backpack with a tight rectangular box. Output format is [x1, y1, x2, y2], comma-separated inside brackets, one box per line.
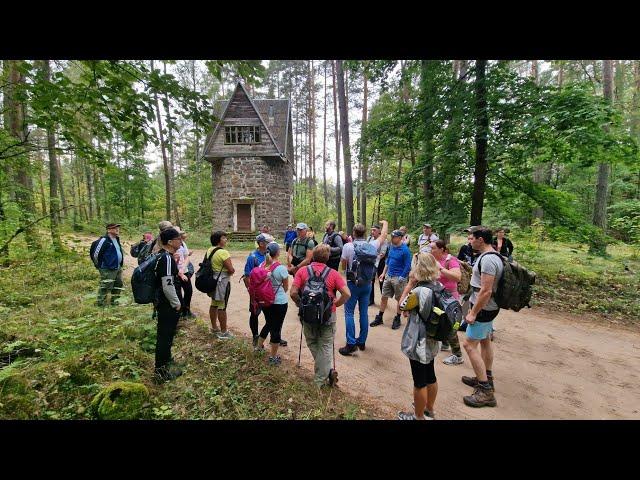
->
[478, 252, 536, 312]
[131, 252, 162, 304]
[130, 240, 145, 258]
[137, 238, 156, 265]
[89, 236, 108, 269]
[417, 282, 463, 341]
[299, 265, 333, 325]
[194, 247, 223, 294]
[291, 237, 312, 266]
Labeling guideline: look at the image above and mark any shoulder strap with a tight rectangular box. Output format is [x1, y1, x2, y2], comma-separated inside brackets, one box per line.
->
[478, 251, 501, 274]
[319, 265, 331, 281]
[306, 265, 316, 280]
[208, 246, 221, 261]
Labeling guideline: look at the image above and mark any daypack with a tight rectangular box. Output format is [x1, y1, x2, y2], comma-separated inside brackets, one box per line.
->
[291, 237, 312, 266]
[418, 282, 463, 341]
[248, 261, 282, 313]
[137, 238, 156, 265]
[131, 252, 162, 304]
[346, 241, 378, 287]
[130, 240, 145, 258]
[478, 252, 536, 312]
[446, 254, 472, 295]
[299, 265, 333, 325]
[89, 236, 108, 269]
[194, 247, 223, 294]
[324, 232, 342, 260]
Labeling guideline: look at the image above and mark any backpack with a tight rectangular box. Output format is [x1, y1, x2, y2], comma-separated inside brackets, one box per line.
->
[478, 252, 536, 312]
[130, 240, 145, 258]
[446, 254, 472, 295]
[299, 265, 333, 325]
[131, 252, 162, 304]
[346, 241, 378, 287]
[137, 238, 156, 265]
[417, 282, 463, 341]
[248, 261, 282, 313]
[194, 247, 223, 294]
[324, 232, 342, 260]
[89, 236, 108, 269]
[291, 237, 313, 265]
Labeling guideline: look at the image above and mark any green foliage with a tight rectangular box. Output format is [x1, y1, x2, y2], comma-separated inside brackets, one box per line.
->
[609, 199, 640, 244]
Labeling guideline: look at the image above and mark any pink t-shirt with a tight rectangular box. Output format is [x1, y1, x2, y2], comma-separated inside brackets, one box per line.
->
[293, 262, 347, 312]
[437, 254, 460, 300]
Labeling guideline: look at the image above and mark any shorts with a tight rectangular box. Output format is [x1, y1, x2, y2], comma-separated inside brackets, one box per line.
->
[465, 306, 499, 340]
[409, 358, 437, 388]
[210, 282, 231, 310]
[382, 276, 407, 300]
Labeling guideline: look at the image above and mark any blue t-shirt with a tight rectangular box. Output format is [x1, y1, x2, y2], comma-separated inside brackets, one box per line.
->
[386, 244, 412, 278]
[284, 230, 297, 245]
[270, 264, 289, 304]
[244, 250, 267, 276]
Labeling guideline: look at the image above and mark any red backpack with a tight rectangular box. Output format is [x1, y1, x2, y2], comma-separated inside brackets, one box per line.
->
[248, 261, 282, 313]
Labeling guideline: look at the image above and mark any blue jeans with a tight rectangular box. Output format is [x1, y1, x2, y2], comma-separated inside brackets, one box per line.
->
[344, 281, 371, 346]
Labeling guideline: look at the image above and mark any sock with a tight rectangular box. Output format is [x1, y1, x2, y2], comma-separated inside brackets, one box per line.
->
[486, 370, 493, 378]
[479, 381, 492, 389]
[378, 311, 384, 317]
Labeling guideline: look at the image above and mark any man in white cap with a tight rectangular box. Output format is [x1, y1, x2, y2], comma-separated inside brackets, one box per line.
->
[417, 223, 439, 254]
[287, 222, 316, 276]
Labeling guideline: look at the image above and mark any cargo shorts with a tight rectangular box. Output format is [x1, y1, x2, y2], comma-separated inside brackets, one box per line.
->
[381, 276, 407, 300]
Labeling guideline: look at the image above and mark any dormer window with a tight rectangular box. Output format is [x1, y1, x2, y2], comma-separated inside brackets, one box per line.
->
[224, 125, 261, 144]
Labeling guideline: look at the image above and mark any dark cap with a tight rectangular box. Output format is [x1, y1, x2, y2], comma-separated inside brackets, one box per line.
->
[106, 223, 121, 229]
[266, 242, 280, 256]
[371, 223, 381, 230]
[391, 230, 404, 237]
[160, 228, 181, 244]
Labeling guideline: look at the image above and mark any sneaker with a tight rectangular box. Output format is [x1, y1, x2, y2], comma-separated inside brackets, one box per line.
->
[279, 339, 288, 347]
[391, 316, 401, 330]
[461, 375, 494, 390]
[209, 327, 221, 335]
[463, 385, 497, 408]
[216, 331, 234, 340]
[412, 402, 436, 419]
[440, 343, 451, 352]
[356, 343, 366, 351]
[338, 344, 358, 356]
[252, 335, 259, 347]
[184, 310, 196, 319]
[327, 368, 338, 386]
[398, 411, 433, 420]
[253, 345, 265, 355]
[268, 355, 282, 366]
[443, 354, 464, 365]
[370, 313, 383, 327]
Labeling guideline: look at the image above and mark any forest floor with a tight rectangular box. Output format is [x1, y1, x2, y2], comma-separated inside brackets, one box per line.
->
[149, 246, 640, 420]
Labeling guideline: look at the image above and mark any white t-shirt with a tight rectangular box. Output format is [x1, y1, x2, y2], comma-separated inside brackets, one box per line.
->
[418, 233, 439, 254]
[177, 242, 189, 272]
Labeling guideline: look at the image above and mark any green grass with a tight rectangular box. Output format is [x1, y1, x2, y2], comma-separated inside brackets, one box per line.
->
[0, 247, 374, 420]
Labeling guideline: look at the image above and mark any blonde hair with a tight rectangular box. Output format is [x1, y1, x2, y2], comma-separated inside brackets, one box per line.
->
[312, 243, 330, 263]
[412, 253, 440, 283]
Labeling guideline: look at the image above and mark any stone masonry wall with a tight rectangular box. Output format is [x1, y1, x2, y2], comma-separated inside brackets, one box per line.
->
[212, 156, 293, 235]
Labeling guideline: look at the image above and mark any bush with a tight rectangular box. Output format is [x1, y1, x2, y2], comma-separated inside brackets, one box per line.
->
[609, 199, 640, 244]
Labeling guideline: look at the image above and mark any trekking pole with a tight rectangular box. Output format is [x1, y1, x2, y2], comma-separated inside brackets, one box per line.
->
[297, 322, 303, 367]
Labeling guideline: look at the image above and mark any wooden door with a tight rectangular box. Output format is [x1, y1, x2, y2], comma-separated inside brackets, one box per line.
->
[237, 204, 251, 232]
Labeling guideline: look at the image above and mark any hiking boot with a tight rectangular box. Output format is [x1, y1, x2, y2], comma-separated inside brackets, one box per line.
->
[463, 384, 497, 408]
[391, 315, 401, 330]
[328, 368, 338, 386]
[279, 339, 288, 347]
[443, 354, 464, 366]
[356, 343, 366, 351]
[440, 342, 451, 352]
[461, 375, 494, 390]
[153, 366, 183, 384]
[339, 344, 358, 356]
[370, 313, 383, 327]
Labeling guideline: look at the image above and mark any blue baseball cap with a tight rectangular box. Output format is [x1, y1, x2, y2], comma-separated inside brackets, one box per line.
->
[296, 222, 308, 230]
[256, 234, 268, 243]
[266, 242, 280, 256]
[391, 230, 403, 237]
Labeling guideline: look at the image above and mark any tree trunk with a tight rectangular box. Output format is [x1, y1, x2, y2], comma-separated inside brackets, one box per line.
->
[151, 60, 172, 221]
[6, 60, 39, 248]
[470, 60, 489, 226]
[322, 61, 328, 206]
[310, 60, 316, 208]
[92, 163, 101, 221]
[392, 156, 404, 228]
[37, 158, 47, 216]
[192, 61, 203, 226]
[336, 60, 354, 233]
[531, 60, 539, 82]
[360, 67, 368, 225]
[163, 62, 180, 226]
[592, 60, 613, 231]
[420, 61, 436, 216]
[332, 61, 343, 231]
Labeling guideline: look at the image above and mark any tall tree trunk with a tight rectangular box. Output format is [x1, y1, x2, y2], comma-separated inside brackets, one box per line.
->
[531, 60, 539, 82]
[84, 154, 94, 221]
[310, 60, 316, 208]
[37, 158, 47, 216]
[392, 156, 404, 228]
[322, 61, 328, 205]
[470, 60, 489, 226]
[531, 60, 547, 221]
[163, 62, 180, 226]
[332, 61, 343, 231]
[6, 60, 39, 248]
[92, 163, 101, 221]
[336, 60, 354, 233]
[558, 61, 565, 89]
[191, 61, 203, 226]
[420, 61, 436, 217]
[360, 67, 368, 225]
[592, 60, 613, 231]
[151, 60, 172, 221]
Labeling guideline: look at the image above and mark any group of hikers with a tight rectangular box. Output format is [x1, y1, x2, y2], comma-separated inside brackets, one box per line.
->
[90, 217, 527, 420]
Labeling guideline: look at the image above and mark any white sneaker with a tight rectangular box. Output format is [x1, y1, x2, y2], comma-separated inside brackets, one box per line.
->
[216, 331, 234, 340]
[443, 354, 464, 365]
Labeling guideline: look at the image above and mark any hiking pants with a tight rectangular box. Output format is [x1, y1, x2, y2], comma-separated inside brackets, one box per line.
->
[302, 321, 337, 387]
[176, 275, 193, 311]
[155, 302, 180, 371]
[446, 329, 463, 357]
[97, 268, 123, 306]
[260, 303, 288, 344]
[345, 281, 371, 346]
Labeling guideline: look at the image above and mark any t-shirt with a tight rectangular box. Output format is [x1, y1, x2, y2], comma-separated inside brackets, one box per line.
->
[340, 239, 369, 273]
[291, 236, 316, 264]
[293, 262, 347, 314]
[438, 254, 461, 300]
[112, 236, 123, 266]
[244, 249, 267, 276]
[470, 251, 504, 311]
[366, 236, 385, 267]
[156, 250, 180, 308]
[267, 264, 289, 305]
[418, 233, 439, 254]
[386, 244, 412, 278]
[176, 242, 189, 272]
[206, 246, 232, 273]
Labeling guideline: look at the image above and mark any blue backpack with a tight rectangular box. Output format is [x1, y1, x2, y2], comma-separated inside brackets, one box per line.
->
[347, 241, 378, 287]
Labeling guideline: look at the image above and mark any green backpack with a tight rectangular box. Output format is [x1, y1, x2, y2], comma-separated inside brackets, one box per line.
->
[478, 252, 536, 312]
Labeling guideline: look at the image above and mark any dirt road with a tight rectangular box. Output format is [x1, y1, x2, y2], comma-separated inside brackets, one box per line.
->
[126, 248, 640, 419]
